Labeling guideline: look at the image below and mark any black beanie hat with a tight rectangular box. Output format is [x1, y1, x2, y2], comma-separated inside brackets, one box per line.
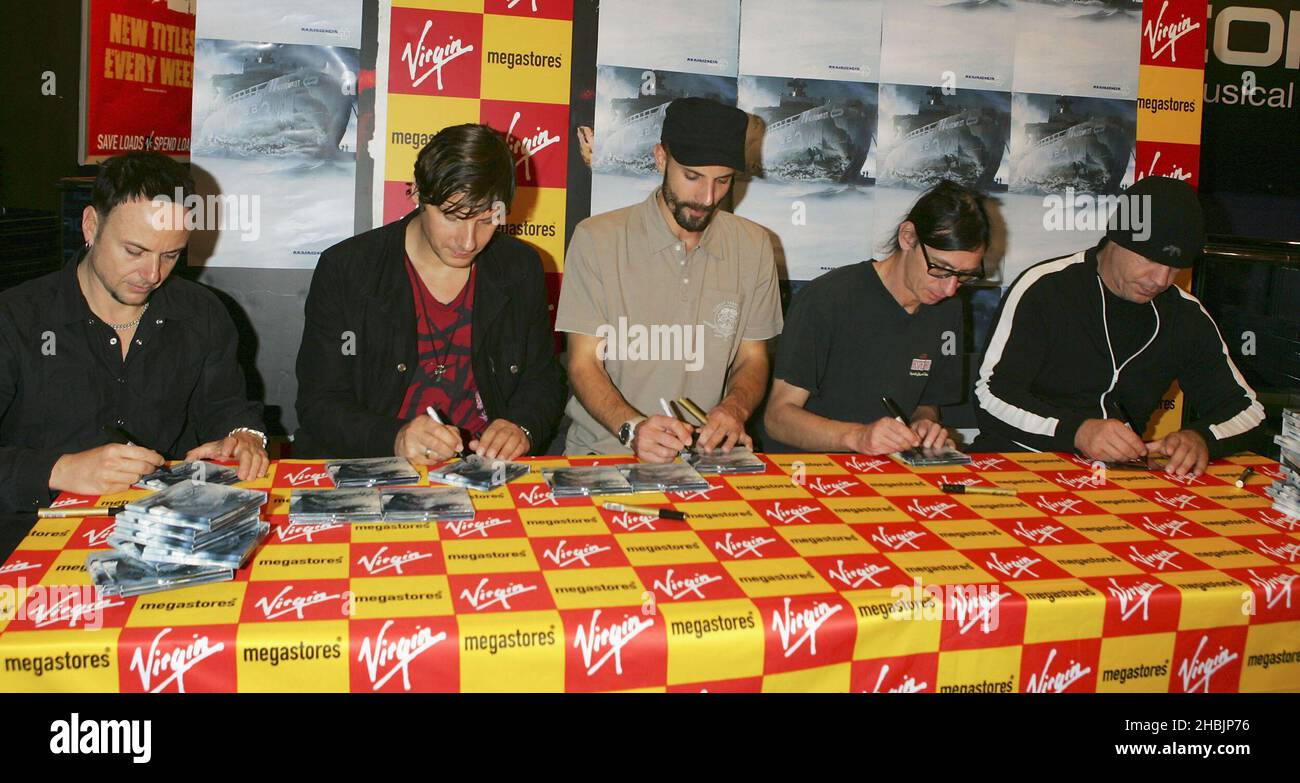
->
[1105, 176, 1205, 268]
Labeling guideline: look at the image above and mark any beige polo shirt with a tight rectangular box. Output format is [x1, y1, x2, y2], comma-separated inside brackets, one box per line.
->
[557, 188, 783, 455]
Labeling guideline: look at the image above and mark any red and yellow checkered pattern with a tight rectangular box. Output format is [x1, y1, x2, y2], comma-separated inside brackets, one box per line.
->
[379, 0, 571, 279]
[2, 452, 1297, 693]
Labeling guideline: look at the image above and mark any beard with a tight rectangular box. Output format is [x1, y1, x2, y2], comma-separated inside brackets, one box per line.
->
[661, 175, 720, 233]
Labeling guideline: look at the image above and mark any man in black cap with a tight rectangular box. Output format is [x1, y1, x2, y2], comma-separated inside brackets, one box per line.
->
[557, 97, 783, 460]
[973, 176, 1264, 477]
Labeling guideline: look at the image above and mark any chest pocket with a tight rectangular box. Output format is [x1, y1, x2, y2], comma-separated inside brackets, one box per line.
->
[698, 287, 746, 366]
[40, 345, 105, 450]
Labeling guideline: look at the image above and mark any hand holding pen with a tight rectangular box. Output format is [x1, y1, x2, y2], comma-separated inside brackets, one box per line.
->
[392, 406, 464, 464]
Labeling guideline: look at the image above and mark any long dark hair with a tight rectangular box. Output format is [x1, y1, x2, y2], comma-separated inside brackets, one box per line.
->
[887, 179, 990, 253]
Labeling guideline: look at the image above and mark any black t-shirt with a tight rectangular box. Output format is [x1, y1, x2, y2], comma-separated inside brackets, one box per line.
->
[762, 260, 964, 452]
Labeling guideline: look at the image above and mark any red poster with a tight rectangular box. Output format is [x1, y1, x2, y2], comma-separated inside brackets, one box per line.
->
[81, 0, 195, 163]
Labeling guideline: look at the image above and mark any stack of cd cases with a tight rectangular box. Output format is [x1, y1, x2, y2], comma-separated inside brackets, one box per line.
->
[543, 466, 635, 497]
[326, 457, 420, 488]
[427, 454, 530, 492]
[621, 462, 711, 493]
[1266, 408, 1300, 519]
[684, 446, 767, 474]
[88, 481, 269, 597]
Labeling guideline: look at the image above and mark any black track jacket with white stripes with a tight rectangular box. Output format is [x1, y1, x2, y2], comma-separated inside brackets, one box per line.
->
[972, 245, 1265, 457]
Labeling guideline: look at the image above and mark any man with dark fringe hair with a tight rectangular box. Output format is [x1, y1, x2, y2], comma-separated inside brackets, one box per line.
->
[295, 124, 565, 462]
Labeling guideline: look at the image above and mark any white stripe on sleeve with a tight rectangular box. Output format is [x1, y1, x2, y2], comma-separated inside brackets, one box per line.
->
[975, 252, 1089, 438]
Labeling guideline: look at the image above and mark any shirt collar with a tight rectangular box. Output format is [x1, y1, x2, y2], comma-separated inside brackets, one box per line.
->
[52, 250, 191, 326]
[638, 187, 722, 259]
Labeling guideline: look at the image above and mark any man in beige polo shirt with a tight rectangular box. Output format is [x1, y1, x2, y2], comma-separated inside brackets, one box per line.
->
[557, 97, 783, 461]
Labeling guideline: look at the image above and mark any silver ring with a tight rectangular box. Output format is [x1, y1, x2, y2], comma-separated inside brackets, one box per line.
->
[423, 447, 432, 458]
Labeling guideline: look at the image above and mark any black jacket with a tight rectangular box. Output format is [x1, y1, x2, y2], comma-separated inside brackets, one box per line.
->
[294, 210, 566, 457]
[972, 246, 1265, 458]
[0, 258, 263, 511]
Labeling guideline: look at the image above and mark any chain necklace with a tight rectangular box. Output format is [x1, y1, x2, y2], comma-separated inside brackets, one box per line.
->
[104, 302, 149, 331]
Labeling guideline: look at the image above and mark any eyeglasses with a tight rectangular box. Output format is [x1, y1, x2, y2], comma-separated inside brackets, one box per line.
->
[920, 243, 984, 284]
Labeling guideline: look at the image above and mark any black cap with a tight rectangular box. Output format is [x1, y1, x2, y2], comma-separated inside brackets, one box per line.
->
[660, 97, 747, 172]
[1105, 176, 1204, 268]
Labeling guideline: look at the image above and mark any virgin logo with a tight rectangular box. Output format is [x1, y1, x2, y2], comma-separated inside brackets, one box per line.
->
[1025, 648, 1092, 693]
[870, 527, 925, 551]
[905, 498, 959, 519]
[948, 589, 1007, 635]
[1106, 578, 1160, 622]
[1144, 1, 1200, 63]
[355, 546, 433, 576]
[1140, 516, 1190, 538]
[276, 522, 340, 543]
[771, 597, 842, 658]
[969, 456, 1006, 471]
[714, 532, 775, 559]
[872, 664, 927, 693]
[0, 560, 39, 575]
[827, 559, 891, 589]
[443, 517, 513, 538]
[74, 526, 112, 549]
[609, 512, 656, 532]
[283, 467, 331, 487]
[401, 20, 475, 91]
[253, 586, 344, 621]
[507, 111, 561, 180]
[1152, 491, 1199, 510]
[506, 0, 539, 11]
[765, 502, 819, 525]
[459, 577, 537, 611]
[357, 620, 447, 691]
[30, 592, 124, 629]
[572, 609, 654, 676]
[50, 497, 90, 509]
[985, 552, 1041, 579]
[1012, 520, 1065, 544]
[517, 485, 558, 506]
[1127, 545, 1182, 571]
[671, 483, 722, 501]
[1054, 472, 1104, 490]
[1178, 635, 1239, 693]
[129, 627, 224, 693]
[939, 475, 981, 487]
[543, 539, 611, 568]
[652, 568, 722, 600]
[1245, 569, 1295, 611]
[1036, 497, 1084, 515]
[1256, 511, 1300, 532]
[846, 456, 889, 473]
[1255, 539, 1300, 563]
[810, 478, 856, 496]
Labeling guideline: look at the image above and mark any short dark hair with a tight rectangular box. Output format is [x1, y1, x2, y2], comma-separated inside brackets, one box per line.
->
[888, 179, 991, 253]
[413, 124, 516, 218]
[92, 151, 195, 223]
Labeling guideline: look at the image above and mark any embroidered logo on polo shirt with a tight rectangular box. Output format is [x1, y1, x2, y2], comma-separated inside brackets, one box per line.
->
[909, 354, 932, 377]
[705, 301, 740, 340]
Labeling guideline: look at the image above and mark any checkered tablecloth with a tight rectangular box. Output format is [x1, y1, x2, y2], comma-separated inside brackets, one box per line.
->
[1, 452, 1297, 693]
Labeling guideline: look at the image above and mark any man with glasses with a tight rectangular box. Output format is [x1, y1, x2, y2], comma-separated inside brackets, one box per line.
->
[762, 180, 989, 454]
